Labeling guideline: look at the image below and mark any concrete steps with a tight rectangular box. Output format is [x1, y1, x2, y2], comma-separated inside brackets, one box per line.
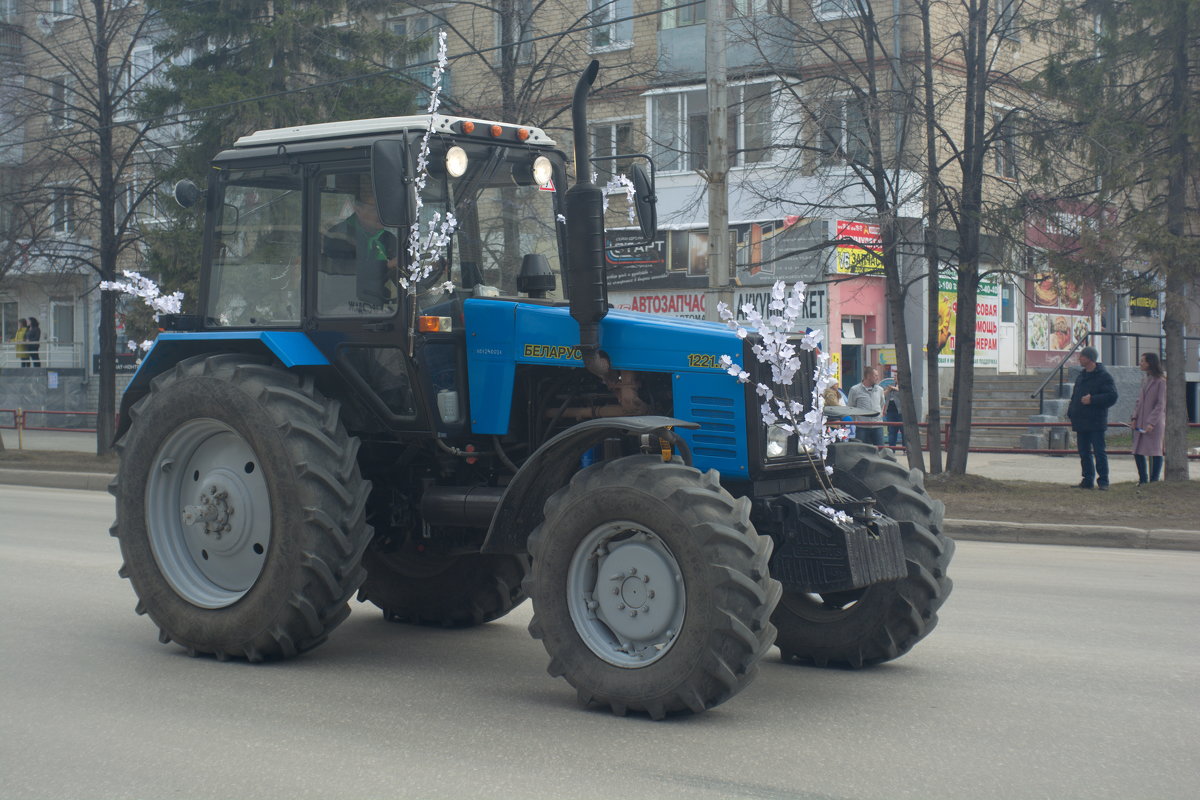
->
[939, 375, 1055, 449]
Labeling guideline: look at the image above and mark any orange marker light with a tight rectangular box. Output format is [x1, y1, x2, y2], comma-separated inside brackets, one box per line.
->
[418, 316, 453, 333]
[490, 124, 503, 138]
[460, 120, 475, 134]
[517, 127, 530, 141]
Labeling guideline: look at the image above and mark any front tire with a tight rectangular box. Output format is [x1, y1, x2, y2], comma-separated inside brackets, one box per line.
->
[525, 456, 780, 719]
[111, 354, 372, 661]
[771, 443, 954, 668]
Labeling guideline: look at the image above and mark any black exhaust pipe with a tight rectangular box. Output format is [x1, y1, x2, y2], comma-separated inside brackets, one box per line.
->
[565, 60, 612, 381]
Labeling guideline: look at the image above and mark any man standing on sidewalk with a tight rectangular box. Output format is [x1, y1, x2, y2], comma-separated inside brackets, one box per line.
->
[848, 366, 887, 446]
[1067, 345, 1118, 490]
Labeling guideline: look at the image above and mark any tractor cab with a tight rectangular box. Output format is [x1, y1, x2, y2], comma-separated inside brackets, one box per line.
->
[179, 115, 574, 438]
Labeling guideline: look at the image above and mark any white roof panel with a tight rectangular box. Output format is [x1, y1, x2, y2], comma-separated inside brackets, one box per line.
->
[233, 114, 555, 148]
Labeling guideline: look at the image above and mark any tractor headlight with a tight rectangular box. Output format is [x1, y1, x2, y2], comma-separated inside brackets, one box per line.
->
[446, 146, 469, 177]
[532, 155, 554, 186]
[766, 424, 790, 459]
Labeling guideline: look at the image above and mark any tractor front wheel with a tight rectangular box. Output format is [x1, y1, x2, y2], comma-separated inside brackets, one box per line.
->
[525, 455, 780, 719]
[771, 443, 954, 668]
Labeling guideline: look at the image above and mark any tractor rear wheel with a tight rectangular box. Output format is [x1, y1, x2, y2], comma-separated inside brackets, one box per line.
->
[771, 443, 954, 668]
[525, 455, 780, 719]
[110, 354, 371, 661]
[358, 547, 528, 627]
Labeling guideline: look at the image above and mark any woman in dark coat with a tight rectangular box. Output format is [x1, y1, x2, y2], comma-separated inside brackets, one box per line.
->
[26, 317, 41, 367]
[1130, 352, 1166, 483]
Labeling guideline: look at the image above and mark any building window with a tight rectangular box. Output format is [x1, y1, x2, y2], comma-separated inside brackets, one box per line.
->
[649, 83, 774, 173]
[819, 94, 870, 164]
[814, 0, 856, 20]
[391, 13, 452, 107]
[50, 0, 74, 19]
[660, 0, 705, 30]
[589, 0, 632, 51]
[49, 77, 72, 129]
[591, 121, 634, 183]
[495, 0, 534, 64]
[996, 0, 1019, 40]
[992, 111, 1018, 179]
[51, 188, 74, 236]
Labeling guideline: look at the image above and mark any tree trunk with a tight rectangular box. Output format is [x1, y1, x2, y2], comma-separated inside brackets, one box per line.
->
[883, 219, 924, 471]
[94, 0, 117, 455]
[945, 0, 990, 475]
[1161, 0, 1191, 481]
[920, 0, 942, 474]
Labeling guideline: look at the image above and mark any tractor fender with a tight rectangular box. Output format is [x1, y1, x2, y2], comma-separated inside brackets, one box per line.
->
[480, 416, 699, 555]
[114, 332, 330, 443]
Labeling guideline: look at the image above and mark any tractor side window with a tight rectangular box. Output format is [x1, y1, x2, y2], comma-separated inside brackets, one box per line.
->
[316, 170, 401, 318]
[208, 167, 302, 327]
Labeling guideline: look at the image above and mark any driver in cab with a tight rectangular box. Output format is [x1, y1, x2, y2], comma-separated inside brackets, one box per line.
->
[322, 177, 399, 308]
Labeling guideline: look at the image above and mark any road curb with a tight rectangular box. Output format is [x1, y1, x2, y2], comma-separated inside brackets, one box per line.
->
[0, 468, 114, 493]
[1, 470, 1196, 551]
[945, 518, 1200, 552]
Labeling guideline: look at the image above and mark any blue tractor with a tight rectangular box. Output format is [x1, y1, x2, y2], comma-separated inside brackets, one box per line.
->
[111, 64, 952, 718]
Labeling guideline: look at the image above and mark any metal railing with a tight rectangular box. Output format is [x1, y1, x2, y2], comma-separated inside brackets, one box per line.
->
[0, 340, 86, 369]
[1032, 331, 1200, 415]
[830, 419, 1200, 459]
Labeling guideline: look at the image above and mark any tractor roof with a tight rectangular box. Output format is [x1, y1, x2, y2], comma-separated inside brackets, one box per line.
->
[233, 114, 556, 148]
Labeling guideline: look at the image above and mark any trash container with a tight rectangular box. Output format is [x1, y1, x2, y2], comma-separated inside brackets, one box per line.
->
[1048, 426, 1070, 454]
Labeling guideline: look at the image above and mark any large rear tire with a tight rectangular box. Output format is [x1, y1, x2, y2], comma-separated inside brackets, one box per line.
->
[771, 443, 954, 668]
[110, 354, 371, 661]
[525, 455, 780, 719]
[358, 547, 528, 627]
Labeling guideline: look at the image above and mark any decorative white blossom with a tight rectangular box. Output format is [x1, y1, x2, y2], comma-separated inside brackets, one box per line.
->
[404, 31, 459, 291]
[101, 270, 185, 356]
[721, 281, 848, 495]
[556, 214, 567, 225]
[818, 505, 853, 525]
[602, 174, 637, 224]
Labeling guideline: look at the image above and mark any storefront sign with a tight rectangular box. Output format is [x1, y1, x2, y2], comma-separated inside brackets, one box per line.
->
[1129, 294, 1159, 318]
[732, 286, 826, 334]
[833, 220, 883, 275]
[936, 273, 1001, 368]
[608, 290, 707, 320]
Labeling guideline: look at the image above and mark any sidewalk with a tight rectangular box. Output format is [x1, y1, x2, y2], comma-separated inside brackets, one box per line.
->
[2, 429, 1196, 550]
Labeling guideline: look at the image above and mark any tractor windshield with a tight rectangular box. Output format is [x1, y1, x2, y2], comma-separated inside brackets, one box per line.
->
[413, 141, 565, 308]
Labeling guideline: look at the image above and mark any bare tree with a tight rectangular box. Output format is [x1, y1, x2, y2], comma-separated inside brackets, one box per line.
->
[0, 1, 179, 454]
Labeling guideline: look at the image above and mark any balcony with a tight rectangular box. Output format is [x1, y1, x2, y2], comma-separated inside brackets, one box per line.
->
[0, 340, 86, 370]
[656, 17, 792, 79]
[0, 22, 21, 63]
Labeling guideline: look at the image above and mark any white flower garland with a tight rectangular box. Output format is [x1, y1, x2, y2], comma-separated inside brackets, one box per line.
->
[100, 270, 185, 353]
[718, 280, 848, 507]
[403, 30, 458, 293]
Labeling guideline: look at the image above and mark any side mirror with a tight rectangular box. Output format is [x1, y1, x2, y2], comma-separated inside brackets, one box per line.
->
[629, 164, 657, 243]
[371, 138, 416, 229]
[173, 179, 203, 209]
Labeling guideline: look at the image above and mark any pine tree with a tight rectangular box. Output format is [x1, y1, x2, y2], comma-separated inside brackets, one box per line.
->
[1039, 0, 1198, 480]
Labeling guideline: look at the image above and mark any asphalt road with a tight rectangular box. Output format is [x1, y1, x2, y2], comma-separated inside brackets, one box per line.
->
[2, 484, 1198, 800]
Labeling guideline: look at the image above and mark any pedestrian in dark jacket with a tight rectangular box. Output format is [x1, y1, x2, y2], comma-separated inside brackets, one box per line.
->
[26, 317, 41, 367]
[1067, 345, 1118, 489]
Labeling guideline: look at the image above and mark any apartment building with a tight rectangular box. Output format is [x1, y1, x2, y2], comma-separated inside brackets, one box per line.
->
[2, 1, 1182, 400]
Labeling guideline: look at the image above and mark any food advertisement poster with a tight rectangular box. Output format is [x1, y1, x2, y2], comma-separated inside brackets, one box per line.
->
[1024, 273, 1096, 368]
[935, 273, 1000, 368]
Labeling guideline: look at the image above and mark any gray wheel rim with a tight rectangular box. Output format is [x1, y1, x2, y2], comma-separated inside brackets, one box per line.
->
[145, 418, 272, 609]
[566, 521, 686, 668]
